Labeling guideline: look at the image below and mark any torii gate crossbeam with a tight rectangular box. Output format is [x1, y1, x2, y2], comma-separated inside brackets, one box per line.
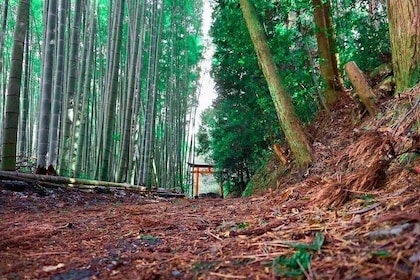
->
[188, 163, 223, 198]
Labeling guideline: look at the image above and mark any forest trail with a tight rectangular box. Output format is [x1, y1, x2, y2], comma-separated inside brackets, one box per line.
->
[1, 91, 420, 279]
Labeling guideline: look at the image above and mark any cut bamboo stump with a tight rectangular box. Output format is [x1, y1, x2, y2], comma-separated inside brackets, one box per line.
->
[344, 61, 378, 116]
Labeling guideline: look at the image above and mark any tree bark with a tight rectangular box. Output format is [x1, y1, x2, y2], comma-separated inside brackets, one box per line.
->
[1, 0, 30, 171]
[239, 0, 313, 171]
[386, 0, 420, 93]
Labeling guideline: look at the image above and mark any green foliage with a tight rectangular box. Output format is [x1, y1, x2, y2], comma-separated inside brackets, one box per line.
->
[283, 232, 325, 252]
[372, 250, 391, 257]
[270, 249, 312, 277]
[202, 0, 390, 196]
[206, 0, 319, 194]
[356, 194, 375, 201]
[269, 232, 324, 277]
[237, 221, 250, 230]
[195, 108, 213, 158]
[193, 261, 221, 273]
[140, 235, 159, 242]
[112, 133, 121, 142]
[241, 149, 283, 196]
[241, 180, 254, 197]
[217, 220, 250, 231]
[333, 0, 390, 72]
[1, 0, 204, 185]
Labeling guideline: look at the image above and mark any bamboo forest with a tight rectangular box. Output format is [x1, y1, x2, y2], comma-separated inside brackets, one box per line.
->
[1, 0, 420, 279]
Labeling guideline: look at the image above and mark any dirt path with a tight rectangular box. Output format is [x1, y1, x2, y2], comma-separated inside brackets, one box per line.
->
[1, 181, 419, 279]
[2, 92, 420, 279]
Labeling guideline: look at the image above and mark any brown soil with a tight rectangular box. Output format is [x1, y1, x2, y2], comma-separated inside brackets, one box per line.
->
[1, 91, 420, 280]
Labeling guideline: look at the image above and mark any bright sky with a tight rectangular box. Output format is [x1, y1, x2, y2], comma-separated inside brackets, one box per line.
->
[195, 0, 216, 128]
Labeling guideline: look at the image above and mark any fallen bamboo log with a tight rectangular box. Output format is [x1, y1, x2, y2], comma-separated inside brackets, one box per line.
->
[0, 170, 147, 192]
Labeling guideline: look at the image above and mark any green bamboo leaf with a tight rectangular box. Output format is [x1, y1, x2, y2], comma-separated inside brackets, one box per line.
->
[269, 249, 312, 277]
[312, 232, 325, 252]
[373, 250, 391, 257]
[283, 232, 325, 252]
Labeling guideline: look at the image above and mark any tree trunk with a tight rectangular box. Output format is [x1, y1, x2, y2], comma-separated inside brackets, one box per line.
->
[19, 30, 30, 157]
[386, 0, 420, 93]
[37, 0, 58, 169]
[239, 0, 313, 171]
[70, 4, 91, 175]
[0, 0, 9, 90]
[100, 0, 125, 181]
[59, 0, 82, 176]
[1, 0, 30, 171]
[323, 0, 343, 89]
[117, 0, 146, 182]
[48, 0, 67, 168]
[312, 0, 344, 105]
[139, 0, 160, 188]
[0, 0, 9, 150]
[75, 14, 96, 177]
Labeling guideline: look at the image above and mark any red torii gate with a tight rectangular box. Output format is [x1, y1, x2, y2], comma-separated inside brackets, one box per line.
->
[188, 162, 223, 198]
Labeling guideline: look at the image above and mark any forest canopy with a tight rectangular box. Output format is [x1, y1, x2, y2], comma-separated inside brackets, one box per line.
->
[196, 0, 391, 195]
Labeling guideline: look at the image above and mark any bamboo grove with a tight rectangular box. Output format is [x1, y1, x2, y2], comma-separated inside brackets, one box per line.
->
[0, 0, 205, 191]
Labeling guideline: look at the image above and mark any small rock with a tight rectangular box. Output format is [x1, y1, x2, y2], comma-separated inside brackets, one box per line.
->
[351, 214, 362, 224]
[409, 251, 420, 263]
[171, 270, 183, 278]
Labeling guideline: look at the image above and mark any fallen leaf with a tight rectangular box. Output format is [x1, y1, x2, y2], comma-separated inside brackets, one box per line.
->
[412, 223, 420, 235]
[42, 263, 65, 272]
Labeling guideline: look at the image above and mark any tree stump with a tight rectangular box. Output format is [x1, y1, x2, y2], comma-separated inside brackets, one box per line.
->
[344, 61, 379, 116]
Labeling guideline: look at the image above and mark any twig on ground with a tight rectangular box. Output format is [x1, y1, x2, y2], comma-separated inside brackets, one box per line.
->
[392, 95, 420, 136]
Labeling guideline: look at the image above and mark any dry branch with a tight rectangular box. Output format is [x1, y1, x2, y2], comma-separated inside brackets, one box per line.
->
[392, 95, 420, 136]
[273, 143, 288, 165]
